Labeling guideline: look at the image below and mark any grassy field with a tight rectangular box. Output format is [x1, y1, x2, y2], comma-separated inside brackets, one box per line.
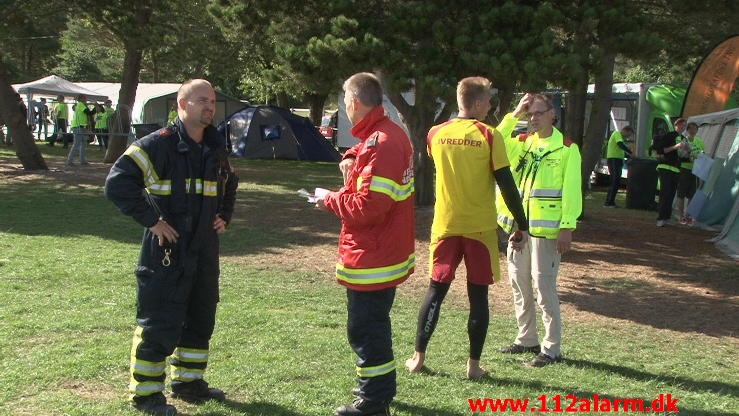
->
[0, 146, 737, 415]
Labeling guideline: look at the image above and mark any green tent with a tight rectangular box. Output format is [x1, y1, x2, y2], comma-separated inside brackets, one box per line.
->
[687, 108, 739, 259]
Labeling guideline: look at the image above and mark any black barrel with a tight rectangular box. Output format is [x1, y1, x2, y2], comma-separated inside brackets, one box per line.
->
[626, 158, 659, 210]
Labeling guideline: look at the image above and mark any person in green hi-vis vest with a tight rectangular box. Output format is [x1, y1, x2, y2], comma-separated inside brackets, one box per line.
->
[49, 95, 68, 147]
[94, 100, 115, 149]
[167, 102, 178, 125]
[676, 121, 705, 225]
[652, 118, 687, 227]
[66, 94, 95, 166]
[604, 126, 634, 208]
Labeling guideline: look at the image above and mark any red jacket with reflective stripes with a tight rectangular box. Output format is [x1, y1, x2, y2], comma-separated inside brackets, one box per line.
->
[324, 106, 415, 291]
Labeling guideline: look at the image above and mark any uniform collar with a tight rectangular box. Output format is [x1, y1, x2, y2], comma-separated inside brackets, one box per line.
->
[531, 127, 564, 152]
[351, 106, 388, 140]
[174, 118, 223, 150]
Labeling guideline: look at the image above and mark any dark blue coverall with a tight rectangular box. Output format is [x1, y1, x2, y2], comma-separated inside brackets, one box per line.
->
[105, 119, 238, 403]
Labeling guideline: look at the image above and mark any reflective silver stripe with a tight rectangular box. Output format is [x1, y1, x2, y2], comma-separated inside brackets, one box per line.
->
[369, 178, 414, 201]
[531, 189, 562, 198]
[171, 369, 204, 380]
[174, 351, 208, 360]
[131, 383, 165, 392]
[132, 363, 165, 373]
[530, 219, 561, 228]
[124, 146, 158, 187]
[498, 214, 514, 227]
[357, 360, 396, 377]
[203, 184, 218, 196]
[148, 183, 171, 192]
[336, 258, 415, 281]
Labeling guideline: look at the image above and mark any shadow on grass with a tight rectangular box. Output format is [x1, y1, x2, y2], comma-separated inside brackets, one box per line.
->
[555, 192, 739, 337]
[565, 358, 739, 399]
[0, 180, 342, 257]
[196, 399, 306, 416]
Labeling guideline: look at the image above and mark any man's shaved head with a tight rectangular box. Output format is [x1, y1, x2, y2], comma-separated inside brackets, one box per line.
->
[177, 79, 213, 102]
[177, 79, 216, 130]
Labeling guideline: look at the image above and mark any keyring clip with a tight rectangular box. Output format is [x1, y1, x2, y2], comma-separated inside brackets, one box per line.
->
[162, 248, 172, 267]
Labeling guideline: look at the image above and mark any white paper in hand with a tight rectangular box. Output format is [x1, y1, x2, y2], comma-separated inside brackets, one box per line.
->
[298, 187, 331, 204]
[314, 187, 330, 199]
[297, 188, 317, 203]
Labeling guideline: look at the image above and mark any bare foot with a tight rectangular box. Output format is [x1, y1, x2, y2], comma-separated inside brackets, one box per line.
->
[405, 351, 425, 373]
[467, 359, 488, 379]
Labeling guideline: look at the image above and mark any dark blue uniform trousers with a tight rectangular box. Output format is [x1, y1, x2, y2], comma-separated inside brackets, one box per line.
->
[129, 226, 220, 399]
[346, 287, 397, 402]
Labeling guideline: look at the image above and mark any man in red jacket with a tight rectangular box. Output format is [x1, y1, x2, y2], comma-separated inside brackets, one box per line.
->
[316, 72, 415, 416]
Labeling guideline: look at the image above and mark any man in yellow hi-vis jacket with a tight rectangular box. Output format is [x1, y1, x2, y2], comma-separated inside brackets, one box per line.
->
[495, 93, 582, 367]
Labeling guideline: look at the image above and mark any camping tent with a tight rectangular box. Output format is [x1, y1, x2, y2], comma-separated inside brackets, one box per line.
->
[686, 108, 739, 259]
[77, 83, 246, 127]
[12, 75, 109, 125]
[221, 106, 340, 162]
[14, 75, 108, 101]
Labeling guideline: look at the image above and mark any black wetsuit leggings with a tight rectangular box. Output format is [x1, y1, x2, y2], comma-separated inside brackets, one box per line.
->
[414, 280, 489, 360]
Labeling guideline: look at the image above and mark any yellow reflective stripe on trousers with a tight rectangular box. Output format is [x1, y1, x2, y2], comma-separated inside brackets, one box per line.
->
[124, 145, 172, 195]
[170, 365, 205, 381]
[172, 347, 209, 363]
[356, 360, 396, 377]
[129, 381, 165, 396]
[336, 254, 415, 285]
[130, 326, 166, 377]
[131, 359, 165, 377]
[368, 176, 414, 201]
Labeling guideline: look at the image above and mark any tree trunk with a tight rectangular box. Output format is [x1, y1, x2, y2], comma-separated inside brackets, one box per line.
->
[382, 84, 451, 207]
[490, 83, 514, 127]
[565, 72, 588, 148]
[565, 23, 590, 148]
[104, 42, 143, 163]
[276, 91, 290, 108]
[0, 66, 47, 170]
[307, 93, 327, 126]
[581, 49, 616, 188]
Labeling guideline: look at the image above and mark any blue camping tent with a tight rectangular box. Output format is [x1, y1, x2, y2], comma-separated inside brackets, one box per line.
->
[220, 106, 340, 162]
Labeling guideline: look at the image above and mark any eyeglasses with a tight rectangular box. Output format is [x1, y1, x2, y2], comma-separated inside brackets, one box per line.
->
[528, 108, 552, 118]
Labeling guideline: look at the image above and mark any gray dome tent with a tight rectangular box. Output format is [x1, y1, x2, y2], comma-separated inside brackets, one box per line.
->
[220, 106, 340, 162]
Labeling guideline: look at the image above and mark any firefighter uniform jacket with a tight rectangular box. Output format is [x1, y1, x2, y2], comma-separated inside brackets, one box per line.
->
[105, 120, 237, 235]
[325, 105, 415, 292]
[495, 113, 582, 239]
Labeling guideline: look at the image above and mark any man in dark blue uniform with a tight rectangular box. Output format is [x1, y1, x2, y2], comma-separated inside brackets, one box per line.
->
[106, 79, 238, 416]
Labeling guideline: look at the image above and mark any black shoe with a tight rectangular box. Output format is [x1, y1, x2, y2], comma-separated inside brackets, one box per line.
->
[336, 398, 391, 416]
[170, 379, 226, 403]
[525, 353, 562, 367]
[351, 387, 361, 396]
[499, 344, 541, 354]
[131, 393, 177, 416]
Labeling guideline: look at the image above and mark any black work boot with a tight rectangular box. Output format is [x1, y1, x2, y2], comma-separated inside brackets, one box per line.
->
[336, 398, 391, 416]
[170, 379, 226, 403]
[131, 393, 177, 416]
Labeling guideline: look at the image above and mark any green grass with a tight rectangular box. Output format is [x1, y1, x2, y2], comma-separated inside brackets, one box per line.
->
[0, 155, 736, 415]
